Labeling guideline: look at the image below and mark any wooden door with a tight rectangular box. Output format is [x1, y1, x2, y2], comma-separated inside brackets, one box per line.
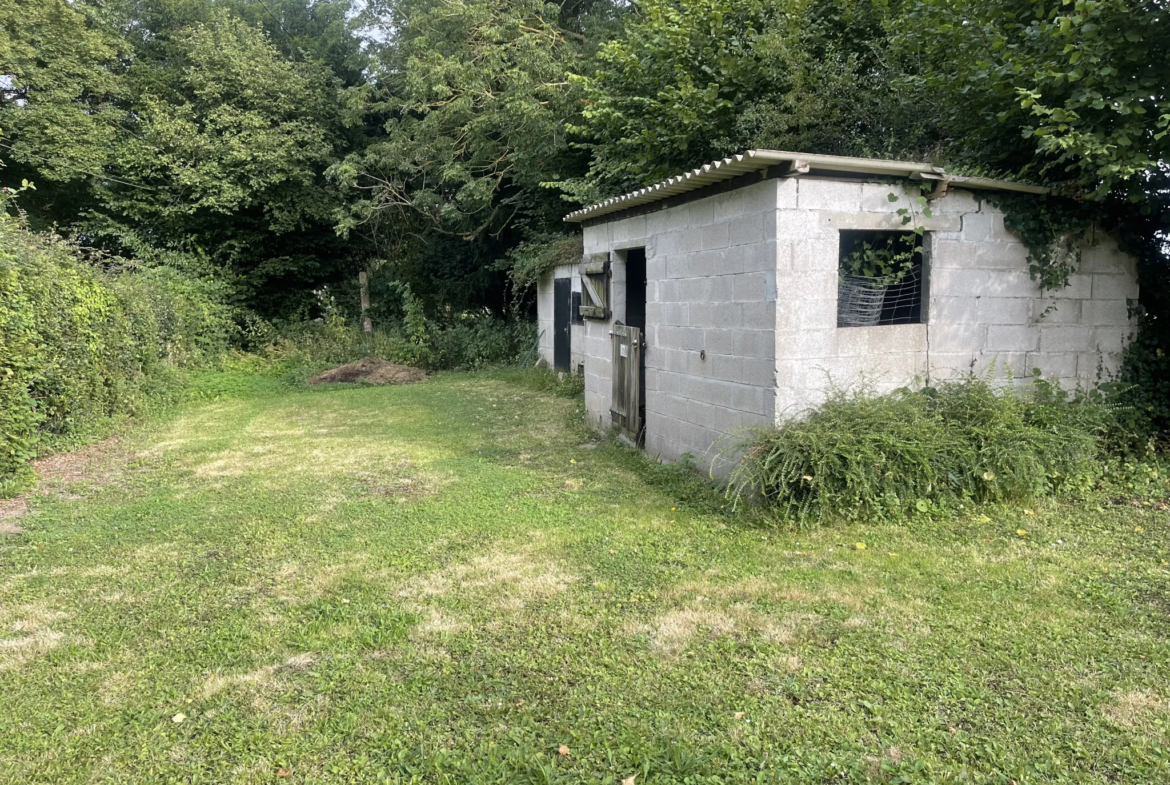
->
[610, 324, 642, 443]
[553, 277, 571, 371]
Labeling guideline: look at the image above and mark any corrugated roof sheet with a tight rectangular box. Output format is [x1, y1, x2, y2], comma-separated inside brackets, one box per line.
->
[563, 150, 1048, 223]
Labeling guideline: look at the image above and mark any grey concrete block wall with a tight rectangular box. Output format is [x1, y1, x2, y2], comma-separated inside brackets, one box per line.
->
[579, 179, 778, 471]
[541, 173, 1138, 471]
[926, 196, 1137, 388]
[536, 263, 585, 371]
[772, 179, 1138, 419]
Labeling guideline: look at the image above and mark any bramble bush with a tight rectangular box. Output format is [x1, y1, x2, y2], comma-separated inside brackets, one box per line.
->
[728, 377, 1131, 523]
[0, 210, 234, 494]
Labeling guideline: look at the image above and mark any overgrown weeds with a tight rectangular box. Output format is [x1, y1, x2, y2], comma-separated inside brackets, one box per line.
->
[240, 311, 536, 381]
[728, 377, 1127, 523]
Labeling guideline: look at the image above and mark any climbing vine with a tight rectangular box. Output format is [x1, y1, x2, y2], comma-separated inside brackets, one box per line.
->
[985, 193, 1098, 291]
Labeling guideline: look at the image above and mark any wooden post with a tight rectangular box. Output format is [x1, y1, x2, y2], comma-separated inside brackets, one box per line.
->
[359, 270, 372, 333]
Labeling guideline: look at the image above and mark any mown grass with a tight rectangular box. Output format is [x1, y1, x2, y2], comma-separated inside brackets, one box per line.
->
[1, 371, 1169, 784]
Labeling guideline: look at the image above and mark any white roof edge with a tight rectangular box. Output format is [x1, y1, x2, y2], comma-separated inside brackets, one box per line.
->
[563, 150, 1048, 223]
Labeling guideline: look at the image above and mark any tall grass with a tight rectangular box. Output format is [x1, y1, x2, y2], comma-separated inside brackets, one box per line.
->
[728, 378, 1119, 523]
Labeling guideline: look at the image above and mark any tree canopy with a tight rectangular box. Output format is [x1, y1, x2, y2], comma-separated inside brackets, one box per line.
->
[2, 0, 1166, 334]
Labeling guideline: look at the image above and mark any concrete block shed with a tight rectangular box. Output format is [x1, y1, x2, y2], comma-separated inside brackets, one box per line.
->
[536, 151, 1139, 471]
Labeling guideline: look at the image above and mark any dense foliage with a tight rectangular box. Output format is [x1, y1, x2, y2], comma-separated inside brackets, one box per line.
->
[729, 378, 1127, 523]
[0, 203, 234, 493]
[2, 0, 1168, 436]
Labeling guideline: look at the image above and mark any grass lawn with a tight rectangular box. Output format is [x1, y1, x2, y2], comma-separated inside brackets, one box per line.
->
[2, 371, 1169, 784]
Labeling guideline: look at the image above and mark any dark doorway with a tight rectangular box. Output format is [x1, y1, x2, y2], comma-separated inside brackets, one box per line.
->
[624, 249, 647, 442]
[553, 277, 571, 371]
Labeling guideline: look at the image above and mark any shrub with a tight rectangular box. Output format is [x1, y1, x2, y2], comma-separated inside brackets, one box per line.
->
[0, 213, 234, 493]
[728, 377, 1118, 523]
[251, 311, 537, 380]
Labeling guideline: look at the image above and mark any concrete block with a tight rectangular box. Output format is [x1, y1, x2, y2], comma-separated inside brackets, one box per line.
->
[866, 324, 927, 354]
[977, 297, 1030, 325]
[734, 329, 773, 359]
[1092, 327, 1127, 354]
[742, 179, 780, 213]
[930, 267, 991, 294]
[1082, 299, 1130, 326]
[1039, 325, 1093, 353]
[1079, 240, 1137, 277]
[659, 279, 680, 303]
[931, 239, 977, 269]
[678, 277, 708, 303]
[791, 235, 838, 272]
[934, 190, 982, 215]
[834, 326, 869, 356]
[711, 354, 742, 382]
[740, 301, 774, 330]
[701, 222, 730, 251]
[729, 212, 764, 246]
[677, 199, 715, 228]
[712, 189, 745, 222]
[779, 272, 838, 301]
[974, 241, 1029, 270]
[1030, 298, 1081, 324]
[711, 303, 743, 329]
[774, 241, 793, 273]
[1056, 274, 1093, 300]
[775, 179, 799, 210]
[1028, 351, 1077, 380]
[776, 209, 818, 240]
[1092, 274, 1138, 300]
[795, 328, 836, 359]
[929, 352, 981, 380]
[739, 357, 776, 387]
[706, 328, 737, 356]
[734, 272, 769, 302]
[661, 348, 689, 374]
[664, 253, 696, 280]
[930, 323, 987, 353]
[931, 295, 980, 324]
[861, 183, 898, 212]
[985, 270, 1040, 297]
[705, 275, 735, 303]
[961, 213, 994, 241]
[985, 324, 1039, 352]
[677, 326, 705, 351]
[686, 351, 713, 378]
[798, 179, 862, 211]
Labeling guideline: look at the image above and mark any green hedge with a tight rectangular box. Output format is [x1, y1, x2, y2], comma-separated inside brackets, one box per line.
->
[0, 216, 234, 493]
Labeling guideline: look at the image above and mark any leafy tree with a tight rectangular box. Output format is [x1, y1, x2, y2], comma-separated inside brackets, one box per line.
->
[332, 0, 597, 314]
[2, 0, 372, 316]
[566, 0, 925, 199]
[898, 0, 1169, 196]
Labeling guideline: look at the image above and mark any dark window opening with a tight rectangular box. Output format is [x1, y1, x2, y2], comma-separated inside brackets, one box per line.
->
[571, 290, 583, 324]
[625, 248, 646, 331]
[837, 230, 925, 327]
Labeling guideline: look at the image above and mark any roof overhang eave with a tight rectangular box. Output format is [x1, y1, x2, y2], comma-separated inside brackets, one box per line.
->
[563, 150, 1048, 223]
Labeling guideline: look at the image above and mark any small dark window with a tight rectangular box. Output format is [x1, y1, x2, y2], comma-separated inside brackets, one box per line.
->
[837, 230, 925, 327]
[571, 290, 583, 324]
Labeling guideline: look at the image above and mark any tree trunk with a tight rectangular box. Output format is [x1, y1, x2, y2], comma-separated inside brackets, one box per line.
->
[359, 270, 373, 333]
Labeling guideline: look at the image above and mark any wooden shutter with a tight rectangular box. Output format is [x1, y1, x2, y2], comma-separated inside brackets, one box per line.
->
[578, 253, 610, 320]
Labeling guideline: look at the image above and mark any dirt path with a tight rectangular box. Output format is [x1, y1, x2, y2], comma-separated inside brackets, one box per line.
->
[0, 436, 127, 535]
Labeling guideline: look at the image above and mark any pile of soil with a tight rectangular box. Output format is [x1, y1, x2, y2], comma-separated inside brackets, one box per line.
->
[308, 357, 427, 385]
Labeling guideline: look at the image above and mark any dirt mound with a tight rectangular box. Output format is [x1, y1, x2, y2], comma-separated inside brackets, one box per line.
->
[308, 357, 427, 386]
